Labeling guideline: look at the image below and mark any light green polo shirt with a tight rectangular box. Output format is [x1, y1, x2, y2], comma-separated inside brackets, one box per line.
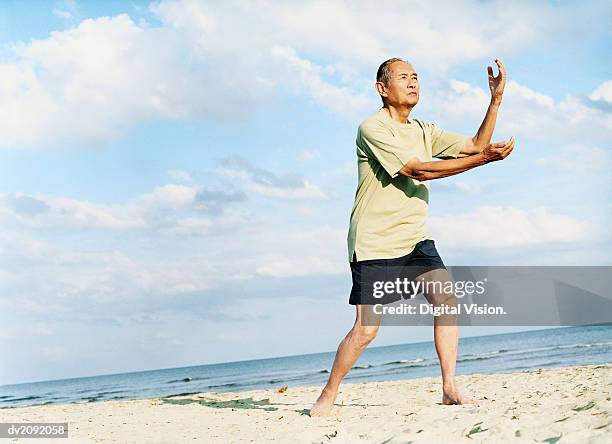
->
[347, 107, 470, 262]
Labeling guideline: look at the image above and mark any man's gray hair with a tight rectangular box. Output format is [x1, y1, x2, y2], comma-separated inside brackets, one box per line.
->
[376, 57, 409, 86]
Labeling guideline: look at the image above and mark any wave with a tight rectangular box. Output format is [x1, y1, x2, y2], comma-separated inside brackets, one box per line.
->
[2, 336, 609, 409]
[162, 391, 201, 399]
[77, 389, 128, 402]
[206, 382, 240, 389]
[495, 341, 612, 358]
[166, 376, 213, 384]
[0, 395, 42, 403]
[383, 358, 425, 366]
[455, 341, 612, 364]
[351, 365, 373, 370]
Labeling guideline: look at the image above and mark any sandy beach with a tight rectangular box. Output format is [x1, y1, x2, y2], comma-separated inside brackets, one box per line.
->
[1, 364, 610, 443]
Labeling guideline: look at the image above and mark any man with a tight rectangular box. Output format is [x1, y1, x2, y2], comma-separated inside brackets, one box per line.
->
[309, 57, 514, 417]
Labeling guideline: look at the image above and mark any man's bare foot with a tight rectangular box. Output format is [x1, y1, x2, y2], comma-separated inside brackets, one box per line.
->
[442, 386, 479, 405]
[309, 387, 338, 417]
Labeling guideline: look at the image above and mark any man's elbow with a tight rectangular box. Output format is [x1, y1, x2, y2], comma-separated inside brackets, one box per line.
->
[461, 137, 484, 155]
[399, 164, 431, 181]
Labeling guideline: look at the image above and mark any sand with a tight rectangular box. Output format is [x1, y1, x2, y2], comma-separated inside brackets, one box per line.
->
[1, 364, 610, 443]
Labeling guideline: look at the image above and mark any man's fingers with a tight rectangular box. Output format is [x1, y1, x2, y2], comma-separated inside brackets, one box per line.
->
[501, 137, 515, 158]
[488, 65, 494, 78]
[495, 58, 506, 75]
[501, 137, 515, 152]
[502, 145, 514, 159]
[489, 137, 515, 157]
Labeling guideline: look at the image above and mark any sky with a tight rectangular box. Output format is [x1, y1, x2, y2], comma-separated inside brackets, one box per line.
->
[0, 0, 610, 385]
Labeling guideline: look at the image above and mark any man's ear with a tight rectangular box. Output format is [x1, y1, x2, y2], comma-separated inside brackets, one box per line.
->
[375, 82, 387, 98]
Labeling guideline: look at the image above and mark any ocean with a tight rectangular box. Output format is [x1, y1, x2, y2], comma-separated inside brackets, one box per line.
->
[1, 324, 610, 409]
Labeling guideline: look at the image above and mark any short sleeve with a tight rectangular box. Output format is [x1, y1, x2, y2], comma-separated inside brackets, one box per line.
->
[357, 123, 411, 178]
[428, 123, 470, 159]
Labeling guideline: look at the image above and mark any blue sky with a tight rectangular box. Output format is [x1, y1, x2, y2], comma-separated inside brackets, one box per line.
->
[0, 0, 610, 385]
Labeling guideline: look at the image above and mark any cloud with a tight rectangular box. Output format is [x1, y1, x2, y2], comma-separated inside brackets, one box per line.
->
[0, 229, 223, 316]
[253, 225, 346, 277]
[270, 45, 377, 119]
[426, 78, 612, 148]
[219, 155, 328, 200]
[2, 0, 609, 149]
[589, 80, 612, 103]
[0, 217, 347, 321]
[0, 183, 248, 233]
[296, 149, 320, 162]
[52, 8, 72, 20]
[0, 13, 275, 148]
[535, 144, 609, 173]
[52, 0, 77, 20]
[431, 181, 482, 194]
[430, 206, 594, 249]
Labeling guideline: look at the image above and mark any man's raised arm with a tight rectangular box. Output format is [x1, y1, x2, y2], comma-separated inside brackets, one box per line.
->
[399, 137, 515, 181]
[459, 58, 507, 156]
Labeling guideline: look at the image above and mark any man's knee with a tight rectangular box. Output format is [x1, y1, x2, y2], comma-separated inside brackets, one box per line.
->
[426, 292, 457, 307]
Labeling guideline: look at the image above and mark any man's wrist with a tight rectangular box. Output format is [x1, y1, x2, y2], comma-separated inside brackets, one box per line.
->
[490, 96, 502, 107]
[474, 152, 487, 166]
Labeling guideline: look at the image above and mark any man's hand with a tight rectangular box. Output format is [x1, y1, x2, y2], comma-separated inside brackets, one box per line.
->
[481, 136, 514, 163]
[488, 58, 506, 102]
[399, 136, 515, 181]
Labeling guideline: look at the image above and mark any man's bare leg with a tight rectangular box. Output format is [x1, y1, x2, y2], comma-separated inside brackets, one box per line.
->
[422, 268, 478, 405]
[309, 304, 381, 417]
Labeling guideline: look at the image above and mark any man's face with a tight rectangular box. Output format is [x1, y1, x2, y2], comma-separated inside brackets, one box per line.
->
[378, 61, 419, 107]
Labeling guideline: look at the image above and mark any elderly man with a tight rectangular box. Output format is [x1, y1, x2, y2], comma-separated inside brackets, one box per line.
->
[310, 57, 514, 417]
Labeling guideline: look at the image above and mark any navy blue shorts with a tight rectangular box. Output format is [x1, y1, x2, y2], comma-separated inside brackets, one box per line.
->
[349, 239, 446, 305]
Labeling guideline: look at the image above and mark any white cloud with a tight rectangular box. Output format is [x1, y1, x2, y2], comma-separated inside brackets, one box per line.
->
[0, 183, 248, 233]
[0, 217, 348, 320]
[589, 80, 612, 103]
[427, 79, 612, 147]
[431, 181, 482, 194]
[135, 184, 199, 209]
[52, 0, 77, 20]
[2, 0, 608, 148]
[52, 8, 72, 19]
[219, 156, 328, 200]
[430, 206, 593, 249]
[0, 229, 221, 314]
[256, 254, 341, 278]
[535, 144, 609, 173]
[252, 181, 327, 200]
[270, 45, 377, 119]
[296, 149, 320, 162]
[0, 192, 146, 230]
[0, 13, 274, 148]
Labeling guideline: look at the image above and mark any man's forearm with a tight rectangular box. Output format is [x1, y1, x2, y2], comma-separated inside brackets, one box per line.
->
[399, 153, 486, 181]
[471, 99, 501, 151]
